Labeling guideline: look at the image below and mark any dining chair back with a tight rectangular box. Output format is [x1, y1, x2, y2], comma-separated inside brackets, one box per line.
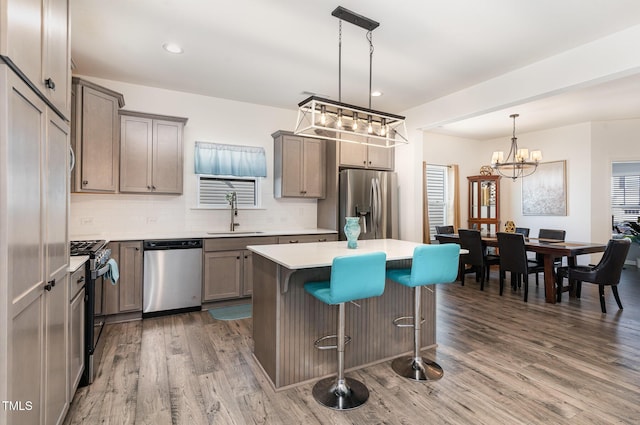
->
[458, 229, 487, 289]
[556, 239, 630, 312]
[435, 225, 455, 235]
[538, 228, 566, 241]
[497, 232, 533, 302]
[515, 227, 530, 237]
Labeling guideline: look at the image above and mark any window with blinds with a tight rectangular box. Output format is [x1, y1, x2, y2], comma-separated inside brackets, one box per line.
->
[198, 175, 261, 208]
[612, 174, 640, 224]
[426, 165, 449, 239]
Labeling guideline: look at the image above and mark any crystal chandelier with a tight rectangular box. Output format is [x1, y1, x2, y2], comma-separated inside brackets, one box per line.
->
[294, 6, 408, 148]
[491, 114, 542, 180]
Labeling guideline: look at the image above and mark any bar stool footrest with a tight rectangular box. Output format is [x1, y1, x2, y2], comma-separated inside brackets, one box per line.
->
[313, 334, 352, 350]
[392, 316, 425, 328]
[391, 356, 444, 381]
[311, 376, 369, 410]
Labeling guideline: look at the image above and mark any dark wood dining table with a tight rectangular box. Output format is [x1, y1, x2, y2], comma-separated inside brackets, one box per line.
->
[434, 234, 607, 303]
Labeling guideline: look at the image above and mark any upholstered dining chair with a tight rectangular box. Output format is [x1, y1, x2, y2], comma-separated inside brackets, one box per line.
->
[515, 227, 530, 237]
[458, 229, 499, 289]
[555, 239, 630, 313]
[435, 225, 455, 235]
[496, 232, 539, 302]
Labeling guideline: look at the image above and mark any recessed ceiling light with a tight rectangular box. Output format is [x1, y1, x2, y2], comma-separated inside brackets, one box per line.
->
[371, 91, 383, 97]
[162, 43, 183, 54]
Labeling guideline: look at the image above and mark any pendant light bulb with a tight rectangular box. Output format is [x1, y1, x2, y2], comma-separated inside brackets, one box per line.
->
[380, 118, 387, 136]
[352, 112, 358, 130]
[367, 115, 373, 133]
[320, 105, 326, 125]
[337, 109, 343, 128]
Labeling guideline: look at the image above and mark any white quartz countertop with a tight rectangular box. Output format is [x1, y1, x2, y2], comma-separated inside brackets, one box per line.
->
[68, 256, 88, 273]
[247, 238, 426, 269]
[70, 228, 337, 242]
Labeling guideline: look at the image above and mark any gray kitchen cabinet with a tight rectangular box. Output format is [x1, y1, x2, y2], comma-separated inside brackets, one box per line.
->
[103, 241, 143, 314]
[339, 140, 394, 170]
[203, 236, 278, 302]
[1, 69, 70, 425]
[277, 234, 338, 244]
[1, 0, 71, 116]
[119, 241, 144, 312]
[203, 250, 243, 301]
[71, 77, 125, 193]
[203, 234, 336, 302]
[273, 130, 326, 198]
[119, 110, 187, 194]
[68, 266, 86, 400]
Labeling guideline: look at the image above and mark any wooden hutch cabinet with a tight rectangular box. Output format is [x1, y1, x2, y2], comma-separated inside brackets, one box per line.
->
[467, 175, 501, 235]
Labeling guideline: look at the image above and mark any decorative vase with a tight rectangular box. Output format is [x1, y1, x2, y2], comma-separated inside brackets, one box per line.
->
[344, 217, 361, 249]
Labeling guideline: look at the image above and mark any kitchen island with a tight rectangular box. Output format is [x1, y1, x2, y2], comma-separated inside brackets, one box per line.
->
[247, 239, 437, 390]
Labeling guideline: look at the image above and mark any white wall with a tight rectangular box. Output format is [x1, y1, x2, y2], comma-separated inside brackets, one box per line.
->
[70, 76, 317, 239]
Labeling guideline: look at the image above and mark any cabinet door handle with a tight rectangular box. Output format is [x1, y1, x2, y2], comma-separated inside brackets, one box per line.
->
[76, 276, 85, 284]
[244, 255, 248, 259]
[237, 256, 241, 259]
[152, 185, 156, 191]
[147, 185, 151, 190]
[82, 180, 88, 185]
[44, 78, 56, 90]
[44, 279, 55, 291]
[135, 247, 140, 251]
[363, 161, 367, 165]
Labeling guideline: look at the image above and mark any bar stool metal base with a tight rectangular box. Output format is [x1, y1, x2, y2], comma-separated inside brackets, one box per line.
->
[311, 376, 369, 410]
[391, 356, 444, 381]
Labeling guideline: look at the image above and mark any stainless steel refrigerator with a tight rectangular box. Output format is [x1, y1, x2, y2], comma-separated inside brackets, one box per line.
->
[339, 169, 399, 240]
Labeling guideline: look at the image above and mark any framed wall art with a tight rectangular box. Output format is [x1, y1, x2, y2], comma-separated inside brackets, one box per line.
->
[522, 160, 567, 216]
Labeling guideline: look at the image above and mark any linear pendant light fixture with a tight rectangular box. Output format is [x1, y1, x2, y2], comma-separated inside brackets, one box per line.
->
[294, 6, 408, 148]
[491, 114, 542, 181]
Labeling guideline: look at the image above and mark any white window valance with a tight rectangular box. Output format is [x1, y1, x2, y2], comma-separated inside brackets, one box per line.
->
[194, 142, 267, 177]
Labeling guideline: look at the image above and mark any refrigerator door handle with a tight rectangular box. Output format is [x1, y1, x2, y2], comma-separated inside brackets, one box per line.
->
[372, 178, 382, 238]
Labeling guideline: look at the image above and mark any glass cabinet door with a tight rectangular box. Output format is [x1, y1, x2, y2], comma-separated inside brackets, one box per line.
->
[468, 175, 500, 235]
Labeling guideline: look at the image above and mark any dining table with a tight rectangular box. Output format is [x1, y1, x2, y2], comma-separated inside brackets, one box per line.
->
[434, 233, 607, 303]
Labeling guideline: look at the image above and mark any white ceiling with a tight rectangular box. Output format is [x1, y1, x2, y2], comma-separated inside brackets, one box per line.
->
[69, 0, 640, 139]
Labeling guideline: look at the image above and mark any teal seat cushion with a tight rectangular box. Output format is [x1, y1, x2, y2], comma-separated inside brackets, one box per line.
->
[386, 244, 460, 288]
[305, 251, 387, 305]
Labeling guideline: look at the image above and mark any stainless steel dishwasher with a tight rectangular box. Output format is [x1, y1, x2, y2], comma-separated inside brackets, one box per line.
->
[143, 239, 203, 316]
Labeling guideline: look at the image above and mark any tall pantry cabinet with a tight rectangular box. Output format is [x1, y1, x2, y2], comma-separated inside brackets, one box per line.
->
[1, 1, 71, 424]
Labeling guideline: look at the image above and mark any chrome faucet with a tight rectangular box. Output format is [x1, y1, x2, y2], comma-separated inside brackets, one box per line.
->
[227, 191, 239, 231]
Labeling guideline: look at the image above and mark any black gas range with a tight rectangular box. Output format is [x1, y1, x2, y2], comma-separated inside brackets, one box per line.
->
[70, 239, 112, 386]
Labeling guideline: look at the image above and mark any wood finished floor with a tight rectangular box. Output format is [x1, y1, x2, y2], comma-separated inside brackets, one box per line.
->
[64, 267, 640, 424]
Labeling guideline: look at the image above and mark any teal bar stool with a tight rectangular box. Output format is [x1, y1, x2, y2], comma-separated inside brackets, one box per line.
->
[386, 244, 460, 381]
[304, 251, 387, 410]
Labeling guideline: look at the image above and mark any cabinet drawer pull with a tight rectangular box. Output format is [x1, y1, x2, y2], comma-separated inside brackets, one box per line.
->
[76, 276, 85, 284]
[318, 238, 327, 242]
[288, 240, 299, 243]
[45, 279, 55, 291]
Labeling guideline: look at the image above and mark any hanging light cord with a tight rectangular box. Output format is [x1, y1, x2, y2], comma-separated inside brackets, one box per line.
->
[338, 20, 342, 103]
[367, 30, 374, 109]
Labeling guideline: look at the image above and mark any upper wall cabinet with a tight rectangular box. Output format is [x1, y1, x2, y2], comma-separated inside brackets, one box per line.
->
[339, 139, 394, 170]
[272, 130, 326, 199]
[71, 77, 125, 193]
[119, 110, 188, 194]
[1, 0, 71, 118]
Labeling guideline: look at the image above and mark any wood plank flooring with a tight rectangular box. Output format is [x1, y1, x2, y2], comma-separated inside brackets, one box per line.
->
[64, 267, 640, 424]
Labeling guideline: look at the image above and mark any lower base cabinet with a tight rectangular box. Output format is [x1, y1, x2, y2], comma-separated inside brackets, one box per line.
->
[68, 266, 86, 400]
[103, 241, 143, 315]
[202, 234, 336, 302]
